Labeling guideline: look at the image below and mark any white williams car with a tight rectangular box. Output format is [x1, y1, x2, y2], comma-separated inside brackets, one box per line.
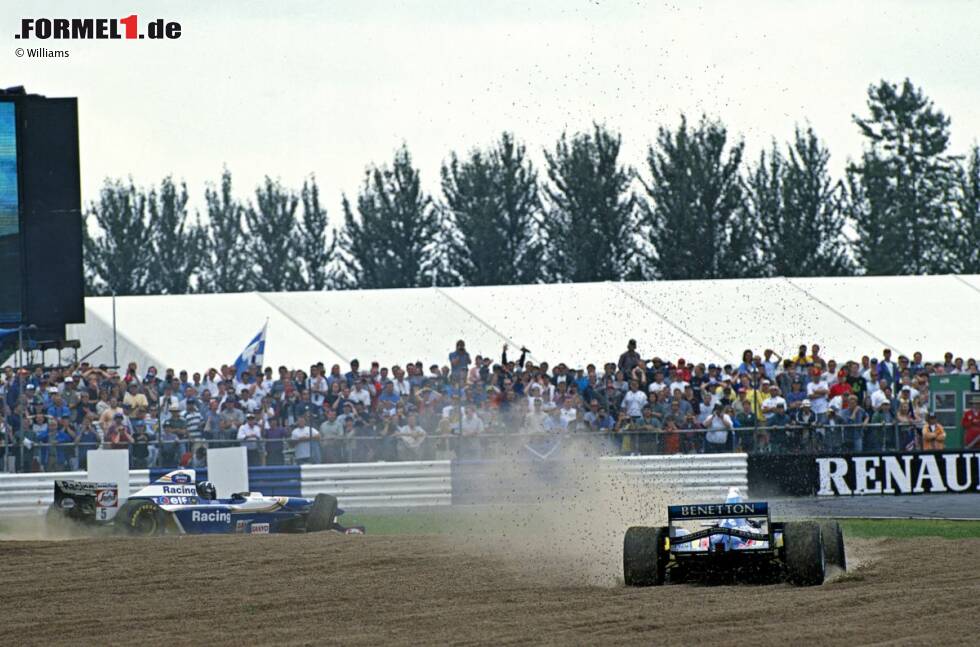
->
[48, 469, 364, 536]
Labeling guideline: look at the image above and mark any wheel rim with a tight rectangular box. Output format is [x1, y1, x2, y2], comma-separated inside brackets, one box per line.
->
[132, 508, 158, 535]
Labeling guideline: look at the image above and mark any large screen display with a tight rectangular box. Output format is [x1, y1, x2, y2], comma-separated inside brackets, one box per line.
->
[0, 101, 21, 323]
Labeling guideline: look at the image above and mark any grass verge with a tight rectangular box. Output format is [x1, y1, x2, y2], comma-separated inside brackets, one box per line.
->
[343, 509, 980, 539]
[838, 518, 980, 540]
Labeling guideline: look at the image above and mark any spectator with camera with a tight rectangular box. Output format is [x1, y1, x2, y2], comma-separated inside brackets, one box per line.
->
[703, 404, 733, 453]
[792, 399, 818, 452]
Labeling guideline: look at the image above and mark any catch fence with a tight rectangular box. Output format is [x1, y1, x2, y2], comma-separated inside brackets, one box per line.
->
[0, 423, 931, 474]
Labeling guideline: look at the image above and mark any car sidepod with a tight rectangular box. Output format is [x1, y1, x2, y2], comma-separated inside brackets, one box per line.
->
[163, 496, 315, 534]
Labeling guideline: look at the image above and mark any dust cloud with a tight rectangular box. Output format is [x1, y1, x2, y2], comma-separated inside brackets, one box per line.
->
[439, 437, 682, 587]
[0, 511, 102, 541]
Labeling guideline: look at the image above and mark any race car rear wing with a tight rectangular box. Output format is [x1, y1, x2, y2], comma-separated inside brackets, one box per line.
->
[667, 501, 772, 548]
[53, 479, 121, 522]
[668, 501, 770, 521]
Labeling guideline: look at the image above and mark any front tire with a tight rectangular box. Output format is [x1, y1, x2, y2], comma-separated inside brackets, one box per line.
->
[307, 494, 339, 532]
[624, 526, 668, 586]
[783, 521, 825, 586]
[117, 499, 167, 536]
[817, 520, 846, 571]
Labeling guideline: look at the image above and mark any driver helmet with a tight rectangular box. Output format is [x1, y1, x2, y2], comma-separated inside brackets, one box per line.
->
[196, 480, 217, 500]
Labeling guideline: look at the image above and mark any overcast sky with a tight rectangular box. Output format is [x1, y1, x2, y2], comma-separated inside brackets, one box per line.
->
[6, 0, 980, 223]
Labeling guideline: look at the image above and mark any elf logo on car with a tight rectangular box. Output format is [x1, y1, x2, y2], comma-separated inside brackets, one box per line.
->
[191, 510, 231, 523]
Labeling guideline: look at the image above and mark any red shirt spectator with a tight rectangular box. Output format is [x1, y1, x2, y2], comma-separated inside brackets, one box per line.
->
[105, 417, 133, 449]
[674, 359, 692, 382]
[962, 402, 980, 449]
[829, 370, 852, 399]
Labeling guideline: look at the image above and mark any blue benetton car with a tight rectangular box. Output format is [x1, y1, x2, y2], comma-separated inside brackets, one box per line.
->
[623, 487, 845, 587]
[49, 469, 363, 536]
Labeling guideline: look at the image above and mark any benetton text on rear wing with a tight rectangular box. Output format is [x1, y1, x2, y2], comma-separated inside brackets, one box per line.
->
[668, 502, 769, 520]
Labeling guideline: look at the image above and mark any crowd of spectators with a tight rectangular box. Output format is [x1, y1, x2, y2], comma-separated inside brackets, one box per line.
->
[1, 339, 978, 472]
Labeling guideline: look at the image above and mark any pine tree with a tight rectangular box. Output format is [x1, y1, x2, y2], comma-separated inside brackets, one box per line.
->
[146, 176, 203, 294]
[641, 115, 753, 279]
[847, 78, 958, 275]
[744, 143, 783, 277]
[541, 124, 637, 283]
[337, 145, 441, 289]
[83, 179, 153, 295]
[441, 132, 542, 285]
[298, 175, 338, 290]
[750, 128, 853, 277]
[952, 145, 980, 273]
[200, 169, 250, 293]
[244, 178, 305, 291]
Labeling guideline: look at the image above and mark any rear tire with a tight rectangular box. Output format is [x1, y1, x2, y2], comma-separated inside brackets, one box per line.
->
[623, 526, 668, 586]
[117, 499, 167, 536]
[783, 521, 825, 586]
[817, 520, 846, 571]
[307, 494, 339, 532]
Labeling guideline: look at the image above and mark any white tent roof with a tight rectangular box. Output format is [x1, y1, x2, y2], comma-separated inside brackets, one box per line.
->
[63, 275, 980, 373]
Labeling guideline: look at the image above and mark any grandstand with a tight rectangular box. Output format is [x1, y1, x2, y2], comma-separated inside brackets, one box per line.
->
[67, 274, 980, 371]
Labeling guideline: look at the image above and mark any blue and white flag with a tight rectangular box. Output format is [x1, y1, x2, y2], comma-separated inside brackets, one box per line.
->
[233, 323, 267, 378]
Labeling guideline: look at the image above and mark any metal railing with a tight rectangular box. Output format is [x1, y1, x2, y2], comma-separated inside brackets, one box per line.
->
[0, 422, 930, 473]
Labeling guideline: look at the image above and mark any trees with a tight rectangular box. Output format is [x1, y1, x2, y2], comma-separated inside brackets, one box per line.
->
[744, 144, 784, 276]
[83, 179, 154, 295]
[541, 124, 638, 283]
[337, 145, 441, 289]
[200, 169, 250, 293]
[82, 81, 977, 293]
[146, 177, 204, 294]
[441, 132, 543, 286]
[847, 78, 958, 275]
[641, 115, 754, 280]
[748, 128, 852, 277]
[298, 175, 338, 290]
[244, 177, 305, 292]
[952, 145, 980, 273]
[86, 176, 205, 295]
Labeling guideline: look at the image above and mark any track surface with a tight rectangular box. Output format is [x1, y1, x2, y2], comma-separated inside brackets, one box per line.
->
[771, 493, 980, 520]
[3, 532, 979, 645]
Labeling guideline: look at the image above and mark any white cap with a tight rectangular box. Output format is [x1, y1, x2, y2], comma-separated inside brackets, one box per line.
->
[802, 399, 812, 407]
